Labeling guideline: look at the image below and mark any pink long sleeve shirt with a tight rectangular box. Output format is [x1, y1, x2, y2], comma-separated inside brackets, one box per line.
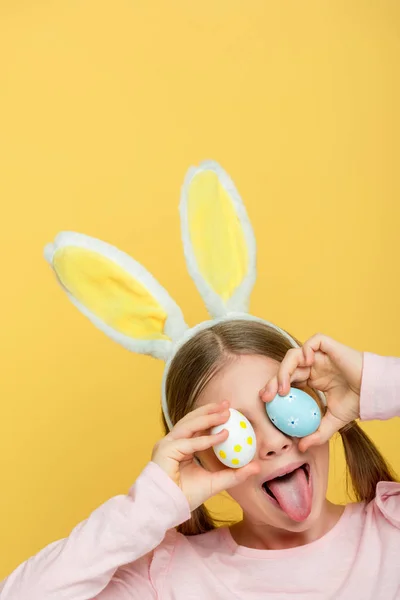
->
[1, 352, 399, 599]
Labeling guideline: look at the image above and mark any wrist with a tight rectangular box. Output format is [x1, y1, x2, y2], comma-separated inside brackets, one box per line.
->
[348, 348, 363, 397]
[360, 352, 400, 421]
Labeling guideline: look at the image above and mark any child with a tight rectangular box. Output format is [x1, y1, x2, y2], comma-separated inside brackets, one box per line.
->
[1, 162, 398, 599]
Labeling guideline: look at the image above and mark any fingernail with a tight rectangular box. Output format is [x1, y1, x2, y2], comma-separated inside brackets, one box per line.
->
[279, 380, 289, 395]
[261, 384, 272, 397]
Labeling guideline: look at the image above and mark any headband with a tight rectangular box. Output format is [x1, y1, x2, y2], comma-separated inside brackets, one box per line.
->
[44, 161, 326, 435]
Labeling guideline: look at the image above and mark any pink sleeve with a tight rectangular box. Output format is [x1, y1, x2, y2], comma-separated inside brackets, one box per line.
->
[374, 481, 400, 529]
[0, 462, 190, 600]
[360, 352, 400, 421]
[360, 353, 400, 526]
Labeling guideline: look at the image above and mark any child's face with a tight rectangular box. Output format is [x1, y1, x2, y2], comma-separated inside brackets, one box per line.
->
[196, 354, 330, 532]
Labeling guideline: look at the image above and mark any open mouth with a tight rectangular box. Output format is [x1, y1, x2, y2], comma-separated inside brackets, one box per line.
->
[261, 463, 312, 522]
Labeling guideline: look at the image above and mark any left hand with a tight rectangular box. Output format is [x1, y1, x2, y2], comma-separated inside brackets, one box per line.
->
[260, 333, 363, 452]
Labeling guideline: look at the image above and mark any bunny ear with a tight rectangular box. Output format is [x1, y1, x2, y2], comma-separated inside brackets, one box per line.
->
[44, 232, 188, 360]
[180, 161, 257, 318]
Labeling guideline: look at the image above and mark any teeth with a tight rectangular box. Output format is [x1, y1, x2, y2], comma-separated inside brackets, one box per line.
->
[275, 468, 295, 480]
[266, 464, 309, 483]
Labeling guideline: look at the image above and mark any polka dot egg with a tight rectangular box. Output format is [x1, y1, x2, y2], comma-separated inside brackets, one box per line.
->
[211, 408, 256, 469]
[266, 387, 321, 438]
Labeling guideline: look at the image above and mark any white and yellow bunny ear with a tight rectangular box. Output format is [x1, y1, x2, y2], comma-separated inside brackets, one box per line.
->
[44, 232, 188, 361]
[180, 160, 256, 318]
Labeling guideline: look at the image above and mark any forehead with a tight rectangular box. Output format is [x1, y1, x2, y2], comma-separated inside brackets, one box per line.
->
[197, 353, 279, 408]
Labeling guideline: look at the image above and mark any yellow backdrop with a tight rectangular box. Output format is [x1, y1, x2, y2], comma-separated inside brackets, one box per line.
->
[1, 0, 399, 579]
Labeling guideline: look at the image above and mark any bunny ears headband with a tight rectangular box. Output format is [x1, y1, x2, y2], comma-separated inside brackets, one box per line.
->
[44, 161, 325, 432]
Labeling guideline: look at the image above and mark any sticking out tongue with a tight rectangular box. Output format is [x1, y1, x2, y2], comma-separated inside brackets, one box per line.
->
[267, 467, 312, 522]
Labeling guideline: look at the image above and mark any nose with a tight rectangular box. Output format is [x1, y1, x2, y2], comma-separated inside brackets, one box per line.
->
[257, 419, 293, 459]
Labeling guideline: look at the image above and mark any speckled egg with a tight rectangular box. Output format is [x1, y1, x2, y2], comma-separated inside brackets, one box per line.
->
[211, 408, 256, 468]
[266, 387, 321, 437]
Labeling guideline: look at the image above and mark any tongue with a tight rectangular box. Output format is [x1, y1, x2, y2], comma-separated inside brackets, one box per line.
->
[268, 467, 312, 522]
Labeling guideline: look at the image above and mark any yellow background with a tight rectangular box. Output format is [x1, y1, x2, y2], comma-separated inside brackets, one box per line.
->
[1, 0, 399, 579]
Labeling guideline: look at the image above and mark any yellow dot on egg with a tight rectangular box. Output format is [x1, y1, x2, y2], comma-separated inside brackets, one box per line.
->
[247, 437, 253, 445]
[240, 421, 247, 429]
[219, 450, 226, 459]
[234, 444, 242, 452]
[232, 458, 240, 466]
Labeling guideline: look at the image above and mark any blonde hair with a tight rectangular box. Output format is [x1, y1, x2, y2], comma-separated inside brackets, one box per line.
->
[164, 319, 396, 536]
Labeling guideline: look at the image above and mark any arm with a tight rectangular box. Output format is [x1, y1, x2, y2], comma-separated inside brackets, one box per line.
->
[360, 353, 400, 526]
[0, 463, 190, 600]
[0, 402, 256, 600]
[360, 352, 400, 421]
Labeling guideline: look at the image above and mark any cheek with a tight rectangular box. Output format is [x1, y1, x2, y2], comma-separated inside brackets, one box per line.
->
[315, 442, 330, 464]
[226, 479, 268, 523]
[309, 443, 330, 486]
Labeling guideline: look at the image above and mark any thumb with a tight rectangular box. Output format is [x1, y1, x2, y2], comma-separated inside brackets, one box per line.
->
[298, 411, 345, 453]
[210, 462, 260, 495]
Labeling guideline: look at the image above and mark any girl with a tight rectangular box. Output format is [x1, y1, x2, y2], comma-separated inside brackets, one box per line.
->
[1, 161, 399, 598]
[1, 326, 399, 599]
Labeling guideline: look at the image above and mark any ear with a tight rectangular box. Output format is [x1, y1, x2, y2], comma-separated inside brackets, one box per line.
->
[44, 232, 188, 360]
[180, 160, 256, 318]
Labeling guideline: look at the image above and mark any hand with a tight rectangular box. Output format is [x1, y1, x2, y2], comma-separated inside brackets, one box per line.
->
[260, 333, 363, 452]
[151, 401, 260, 511]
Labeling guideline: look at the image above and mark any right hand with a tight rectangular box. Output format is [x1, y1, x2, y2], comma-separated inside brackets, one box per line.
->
[151, 401, 260, 511]
[260, 333, 363, 452]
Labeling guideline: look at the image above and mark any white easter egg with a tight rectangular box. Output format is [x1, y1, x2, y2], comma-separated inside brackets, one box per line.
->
[211, 408, 256, 469]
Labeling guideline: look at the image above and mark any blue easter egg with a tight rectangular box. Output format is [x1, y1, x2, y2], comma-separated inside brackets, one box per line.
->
[266, 387, 321, 437]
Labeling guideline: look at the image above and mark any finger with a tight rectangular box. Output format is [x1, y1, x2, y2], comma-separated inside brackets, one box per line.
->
[298, 412, 344, 452]
[302, 343, 315, 367]
[275, 335, 338, 397]
[260, 366, 311, 402]
[168, 401, 229, 436]
[169, 408, 230, 441]
[302, 333, 363, 394]
[302, 333, 342, 363]
[177, 401, 230, 427]
[173, 429, 229, 456]
[277, 348, 311, 395]
[209, 461, 261, 495]
[259, 375, 278, 402]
